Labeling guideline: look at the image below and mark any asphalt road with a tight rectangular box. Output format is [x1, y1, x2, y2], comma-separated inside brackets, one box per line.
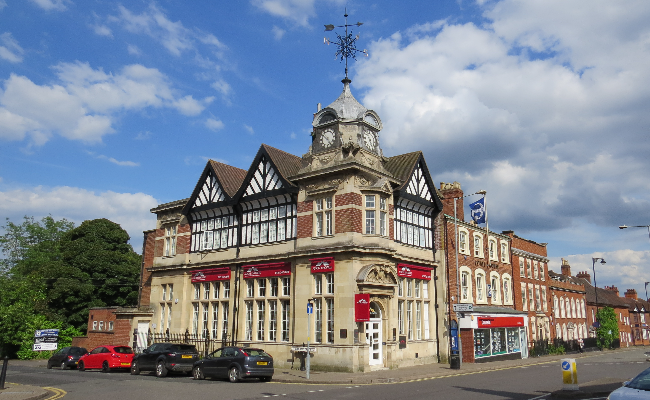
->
[4, 349, 650, 400]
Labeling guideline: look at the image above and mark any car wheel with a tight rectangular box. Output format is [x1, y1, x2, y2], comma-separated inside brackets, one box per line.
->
[46, 362, 52, 370]
[156, 361, 168, 378]
[259, 376, 272, 382]
[78, 361, 85, 371]
[60, 361, 67, 370]
[192, 366, 205, 380]
[130, 360, 140, 375]
[228, 367, 240, 383]
[101, 361, 111, 373]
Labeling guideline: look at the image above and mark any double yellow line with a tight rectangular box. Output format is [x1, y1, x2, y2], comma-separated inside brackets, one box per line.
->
[43, 386, 66, 399]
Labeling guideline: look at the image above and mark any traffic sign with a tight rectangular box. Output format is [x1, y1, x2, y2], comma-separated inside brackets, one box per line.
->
[34, 329, 59, 338]
[453, 304, 473, 312]
[307, 303, 313, 314]
[33, 343, 58, 351]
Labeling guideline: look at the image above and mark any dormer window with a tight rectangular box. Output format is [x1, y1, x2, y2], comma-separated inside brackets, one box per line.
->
[318, 113, 336, 125]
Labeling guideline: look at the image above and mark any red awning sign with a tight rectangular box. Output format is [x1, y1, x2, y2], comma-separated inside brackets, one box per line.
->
[243, 262, 291, 279]
[191, 268, 231, 283]
[310, 257, 334, 273]
[477, 316, 525, 328]
[355, 293, 370, 322]
[397, 264, 432, 280]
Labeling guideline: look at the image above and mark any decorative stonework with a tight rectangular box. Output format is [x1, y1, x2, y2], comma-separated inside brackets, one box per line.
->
[356, 264, 397, 286]
[355, 176, 370, 187]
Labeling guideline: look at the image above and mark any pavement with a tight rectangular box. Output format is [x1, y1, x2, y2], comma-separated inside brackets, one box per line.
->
[0, 349, 641, 400]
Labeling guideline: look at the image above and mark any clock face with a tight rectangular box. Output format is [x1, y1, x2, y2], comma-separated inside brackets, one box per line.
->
[363, 130, 376, 149]
[320, 129, 335, 148]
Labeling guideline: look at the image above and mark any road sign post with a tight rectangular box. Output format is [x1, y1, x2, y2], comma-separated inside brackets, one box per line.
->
[561, 358, 579, 390]
[306, 300, 313, 380]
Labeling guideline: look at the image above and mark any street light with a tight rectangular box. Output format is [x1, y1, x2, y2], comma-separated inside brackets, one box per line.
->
[592, 257, 606, 325]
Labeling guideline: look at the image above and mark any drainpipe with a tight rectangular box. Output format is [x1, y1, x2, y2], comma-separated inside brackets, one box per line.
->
[433, 265, 441, 363]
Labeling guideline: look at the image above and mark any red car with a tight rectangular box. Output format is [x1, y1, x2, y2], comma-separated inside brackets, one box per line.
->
[78, 345, 135, 372]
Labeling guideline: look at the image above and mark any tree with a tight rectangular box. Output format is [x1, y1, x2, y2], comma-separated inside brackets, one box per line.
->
[0, 215, 74, 275]
[596, 306, 619, 349]
[0, 276, 48, 357]
[51, 219, 141, 330]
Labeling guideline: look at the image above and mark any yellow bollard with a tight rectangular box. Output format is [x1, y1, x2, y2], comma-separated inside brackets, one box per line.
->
[561, 358, 579, 390]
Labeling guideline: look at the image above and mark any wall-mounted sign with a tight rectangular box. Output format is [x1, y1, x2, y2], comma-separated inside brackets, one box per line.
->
[191, 267, 231, 283]
[310, 257, 334, 273]
[355, 293, 370, 322]
[453, 304, 474, 312]
[477, 316, 524, 328]
[243, 262, 291, 279]
[397, 264, 432, 280]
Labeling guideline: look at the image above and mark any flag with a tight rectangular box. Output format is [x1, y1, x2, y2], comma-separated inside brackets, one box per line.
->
[469, 197, 486, 224]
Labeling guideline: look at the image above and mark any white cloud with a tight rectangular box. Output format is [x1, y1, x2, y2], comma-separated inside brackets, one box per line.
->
[29, 0, 69, 11]
[243, 124, 254, 135]
[0, 1, 6, 11]
[127, 44, 141, 56]
[205, 118, 224, 131]
[0, 61, 209, 145]
[135, 130, 152, 140]
[355, 1, 650, 238]
[92, 24, 112, 37]
[0, 32, 24, 63]
[0, 185, 158, 248]
[86, 151, 140, 167]
[251, 0, 345, 27]
[272, 26, 285, 40]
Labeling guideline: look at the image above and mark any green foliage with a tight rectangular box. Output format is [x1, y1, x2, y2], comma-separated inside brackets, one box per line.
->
[596, 307, 620, 349]
[0, 216, 141, 356]
[547, 344, 565, 355]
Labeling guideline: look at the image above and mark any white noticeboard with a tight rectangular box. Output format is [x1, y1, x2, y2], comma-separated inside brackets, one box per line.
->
[33, 343, 58, 351]
[453, 304, 474, 312]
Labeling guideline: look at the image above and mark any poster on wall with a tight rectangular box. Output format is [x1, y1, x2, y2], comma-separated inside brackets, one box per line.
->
[355, 294, 370, 322]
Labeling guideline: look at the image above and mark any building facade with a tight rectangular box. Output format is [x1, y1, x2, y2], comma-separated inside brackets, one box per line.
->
[135, 79, 448, 372]
[547, 260, 588, 341]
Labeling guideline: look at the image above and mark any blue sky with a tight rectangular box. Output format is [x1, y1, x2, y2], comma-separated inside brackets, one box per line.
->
[1, 0, 650, 297]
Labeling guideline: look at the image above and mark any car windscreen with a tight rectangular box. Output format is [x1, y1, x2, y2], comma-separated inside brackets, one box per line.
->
[113, 347, 134, 354]
[244, 349, 271, 357]
[69, 348, 87, 356]
[169, 345, 197, 353]
[627, 368, 650, 391]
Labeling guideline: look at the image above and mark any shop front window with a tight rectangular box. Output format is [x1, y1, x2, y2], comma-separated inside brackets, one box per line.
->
[475, 327, 522, 358]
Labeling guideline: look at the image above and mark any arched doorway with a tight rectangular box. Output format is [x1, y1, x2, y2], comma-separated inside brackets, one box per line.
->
[365, 302, 383, 366]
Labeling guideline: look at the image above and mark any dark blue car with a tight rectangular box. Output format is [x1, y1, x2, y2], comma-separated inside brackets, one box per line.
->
[192, 346, 274, 383]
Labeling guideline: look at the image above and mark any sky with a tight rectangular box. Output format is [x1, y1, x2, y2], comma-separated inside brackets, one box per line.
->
[1, 0, 650, 298]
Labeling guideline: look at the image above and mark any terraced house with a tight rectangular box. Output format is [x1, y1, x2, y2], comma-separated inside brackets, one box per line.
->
[135, 79, 448, 372]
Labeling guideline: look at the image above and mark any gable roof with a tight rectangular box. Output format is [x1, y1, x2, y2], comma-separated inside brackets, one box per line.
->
[210, 160, 247, 198]
[574, 277, 630, 309]
[384, 151, 422, 184]
[263, 144, 302, 183]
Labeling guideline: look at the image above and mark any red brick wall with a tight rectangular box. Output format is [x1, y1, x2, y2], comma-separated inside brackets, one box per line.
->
[439, 186, 465, 221]
[73, 316, 133, 350]
[388, 204, 395, 240]
[297, 200, 313, 239]
[177, 223, 190, 254]
[460, 329, 474, 363]
[336, 192, 362, 207]
[336, 207, 362, 234]
[140, 230, 156, 307]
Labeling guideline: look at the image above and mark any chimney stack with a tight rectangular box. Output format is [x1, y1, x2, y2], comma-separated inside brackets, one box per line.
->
[605, 285, 619, 297]
[439, 182, 465, 220]
[625, 289, 638, 300]
[561, 258, 571, 277]
[576, 271, 591, 284]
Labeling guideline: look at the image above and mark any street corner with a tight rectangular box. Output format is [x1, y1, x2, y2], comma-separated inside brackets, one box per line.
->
[0, 383, 52, 400]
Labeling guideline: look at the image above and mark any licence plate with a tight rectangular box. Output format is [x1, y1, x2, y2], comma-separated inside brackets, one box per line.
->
[182, 355, 192, 359]
[121, 363, 130, 366]
[257, 361, 268, 365]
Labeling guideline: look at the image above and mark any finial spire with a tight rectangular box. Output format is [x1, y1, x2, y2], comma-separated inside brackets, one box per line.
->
[324, 9, 368, 81]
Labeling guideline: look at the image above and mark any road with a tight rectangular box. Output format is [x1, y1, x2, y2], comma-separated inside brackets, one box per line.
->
[4, 349, 649, 399]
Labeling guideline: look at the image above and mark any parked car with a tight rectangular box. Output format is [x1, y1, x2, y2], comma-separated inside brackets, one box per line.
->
[609, 366, 650, 399]
[131, 343, 199, 377]
[47, 346, 87, 370]
[192, 346, 273, 383]
[77, 345, 135, 372]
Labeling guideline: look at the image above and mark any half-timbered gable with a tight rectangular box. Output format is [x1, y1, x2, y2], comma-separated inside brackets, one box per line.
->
[182, 160, 247, 252]
[385, 152, 442, 249]
[235, 144, 303, 246]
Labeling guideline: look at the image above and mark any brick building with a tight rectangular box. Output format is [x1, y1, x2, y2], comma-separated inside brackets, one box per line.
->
[547, 259, 588, 341]
[621, 289, 650, 346]
[127, 78, 448, 372]
[439, 182, 528, 363]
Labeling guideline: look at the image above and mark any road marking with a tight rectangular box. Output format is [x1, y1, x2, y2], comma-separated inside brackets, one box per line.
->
[43, 387, 67, 400]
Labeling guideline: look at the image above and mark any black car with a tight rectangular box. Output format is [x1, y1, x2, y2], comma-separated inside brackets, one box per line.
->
[192, 346, 273, 383]
[47, 346, 87, 370]
[130, 343, 199, 377]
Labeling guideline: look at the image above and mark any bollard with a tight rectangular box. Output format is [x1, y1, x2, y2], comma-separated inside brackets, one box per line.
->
[561, 358, 579, 391]
[0, 356, 8, 390]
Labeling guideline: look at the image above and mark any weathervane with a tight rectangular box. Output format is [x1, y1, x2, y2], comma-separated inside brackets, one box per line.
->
[324, 9, 368, 80]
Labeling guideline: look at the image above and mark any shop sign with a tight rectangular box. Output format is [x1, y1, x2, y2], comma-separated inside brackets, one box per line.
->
[191, 267, 231, 283]
[477, 316, 524, 328]
[355, 294, 370, 322]
[397, 264, 432, 280]
[310, 257, 334, 273]
[243, 262, 291, 279]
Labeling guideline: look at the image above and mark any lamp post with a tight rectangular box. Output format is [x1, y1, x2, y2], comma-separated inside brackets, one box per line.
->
[592, 257, 606, 324]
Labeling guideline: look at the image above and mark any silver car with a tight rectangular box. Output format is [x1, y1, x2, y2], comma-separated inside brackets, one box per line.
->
[609, 367, 650, 399]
